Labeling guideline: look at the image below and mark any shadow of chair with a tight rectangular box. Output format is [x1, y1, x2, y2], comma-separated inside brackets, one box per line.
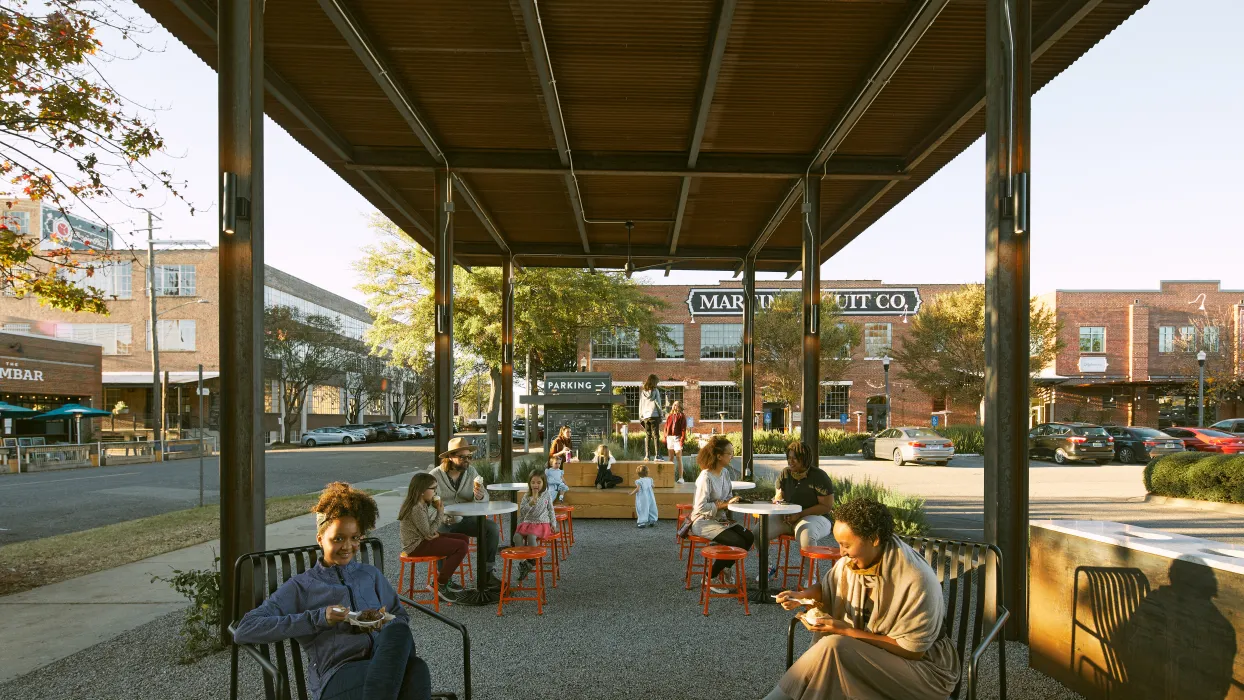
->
[1071, 566, 1150, 697]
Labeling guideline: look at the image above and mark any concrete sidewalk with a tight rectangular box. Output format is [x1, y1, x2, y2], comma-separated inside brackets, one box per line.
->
[0, 471, 417, 684]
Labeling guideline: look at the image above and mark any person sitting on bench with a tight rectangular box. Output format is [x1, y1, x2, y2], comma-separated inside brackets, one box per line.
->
[233, 482, 431, 700]
[769, 498, 958, 700]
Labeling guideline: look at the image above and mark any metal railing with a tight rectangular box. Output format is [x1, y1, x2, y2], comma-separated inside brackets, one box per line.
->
[11, 445, 93, 473]
[0, 436, 220, 473]
[100, 441, 159, 465]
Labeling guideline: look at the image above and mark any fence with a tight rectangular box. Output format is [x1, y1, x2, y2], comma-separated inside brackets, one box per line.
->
[100, 441, 160, 466]
[1, 437, 219, 473]
[7, 445, 94, 473]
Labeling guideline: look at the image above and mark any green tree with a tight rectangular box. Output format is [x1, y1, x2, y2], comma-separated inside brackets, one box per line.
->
[1170, 307, 1241, 418]
[2, 1, 186, 312]
[890, 284, 1062, 414]
[731, 291, 861, 416]
[356, 215, 666, 453]
[343, 353, 386, 423]
[264, 305, 353, 442]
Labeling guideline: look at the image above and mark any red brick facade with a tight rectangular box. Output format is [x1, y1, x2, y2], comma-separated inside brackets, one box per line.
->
[585, 280, 972, 434]
[1036, 281, 1244, 428]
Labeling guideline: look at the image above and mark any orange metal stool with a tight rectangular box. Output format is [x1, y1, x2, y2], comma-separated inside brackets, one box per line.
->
[553, 505, 576, 546]
[798, 545, 843, 588]
[554, 514, 572, 559]
[456, 538, 476, 588]
[698, 545, 750, 615]
[497, 546, 548, 616]
[772, 534, 800, 590]
[538, 532, 566, 586]
[490, 514, 506, 545]
[397, 554, 446, 611]
[683, 535, 711, 590]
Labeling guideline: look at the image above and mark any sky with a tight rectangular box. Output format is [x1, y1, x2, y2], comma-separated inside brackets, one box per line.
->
[52, 0, 1244, 304]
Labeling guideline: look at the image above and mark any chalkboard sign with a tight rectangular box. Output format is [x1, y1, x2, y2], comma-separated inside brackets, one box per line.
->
[545, 408, 611, 456]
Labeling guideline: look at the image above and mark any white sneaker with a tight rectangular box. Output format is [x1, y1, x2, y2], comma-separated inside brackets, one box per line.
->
[721, 567, 736, 585]
[710, 585, 731, 594]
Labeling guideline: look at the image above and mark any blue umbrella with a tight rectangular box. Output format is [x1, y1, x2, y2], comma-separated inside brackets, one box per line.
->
[31, 404, 112, 445]
[0, 401, 36, 415]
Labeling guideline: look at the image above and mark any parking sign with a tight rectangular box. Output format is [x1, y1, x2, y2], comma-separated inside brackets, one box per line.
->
[931, 415, 940, 427]
[840, 413, 848, 425]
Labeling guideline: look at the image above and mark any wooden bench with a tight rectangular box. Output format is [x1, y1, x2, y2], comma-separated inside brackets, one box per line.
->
[228, 538, 471, 700]
[563, 460, 676, 488]
[786, 536, 1008, 700]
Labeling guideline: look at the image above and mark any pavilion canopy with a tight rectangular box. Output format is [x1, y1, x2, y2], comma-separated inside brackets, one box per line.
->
[135, 0, 1147, 272]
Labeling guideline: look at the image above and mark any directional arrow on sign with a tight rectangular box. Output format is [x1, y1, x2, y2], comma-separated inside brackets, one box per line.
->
[595, 382, 605, 391]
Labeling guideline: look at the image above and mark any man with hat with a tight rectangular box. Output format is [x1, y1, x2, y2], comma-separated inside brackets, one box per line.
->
[432, 437, 501, 589]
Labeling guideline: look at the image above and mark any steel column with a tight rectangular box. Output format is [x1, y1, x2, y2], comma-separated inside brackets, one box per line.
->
[434, 170, 455, 459]
[501, 257, 515, 480]
[984, 0, 1032, 641]
[217, 0, 265, 641]
[742, 256, 756, 480]
[801, 177, 822, 463]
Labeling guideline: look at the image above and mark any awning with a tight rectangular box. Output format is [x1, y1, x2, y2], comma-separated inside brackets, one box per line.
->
[103, 371, 220, 385]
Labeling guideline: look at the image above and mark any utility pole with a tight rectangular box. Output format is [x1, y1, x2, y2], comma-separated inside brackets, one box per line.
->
[147, 211, 162, 447]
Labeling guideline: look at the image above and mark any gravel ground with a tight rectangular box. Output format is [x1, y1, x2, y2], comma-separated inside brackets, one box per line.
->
[1, 519, 1082, 700]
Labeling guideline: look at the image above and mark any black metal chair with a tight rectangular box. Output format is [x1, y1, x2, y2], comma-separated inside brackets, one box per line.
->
[786, 536, 1009, 700]
[228, 538, 471, 700]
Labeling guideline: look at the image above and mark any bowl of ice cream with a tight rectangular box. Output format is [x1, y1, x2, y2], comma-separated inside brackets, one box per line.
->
[803, 607, 831, 625]
[348, 609, 391, 628]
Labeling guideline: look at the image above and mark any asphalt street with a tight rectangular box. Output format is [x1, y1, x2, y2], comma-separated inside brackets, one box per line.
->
[0, 441, 437, 544]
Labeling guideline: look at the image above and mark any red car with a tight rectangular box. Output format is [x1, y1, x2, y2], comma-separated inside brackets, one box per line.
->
[1164, 427, 1244, 454]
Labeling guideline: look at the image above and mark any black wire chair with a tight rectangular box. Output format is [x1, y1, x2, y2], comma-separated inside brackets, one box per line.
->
[786, 536, 1008, 700]
[227, 538, 471, 700]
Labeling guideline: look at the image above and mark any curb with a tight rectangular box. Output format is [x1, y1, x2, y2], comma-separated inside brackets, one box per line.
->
[1144, 493, 1244, 516]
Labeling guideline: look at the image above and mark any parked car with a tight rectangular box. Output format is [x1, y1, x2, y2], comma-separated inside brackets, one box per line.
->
[1103, 426, 1185, 463]
[1163, 427, 1244, 454]
[1028, 422, 1114, 465]
[366, 421, 401, 441]
[341, 424, 377, 441]
[302, 427, 365, 447]
[863, 427, 955, 466]
[402, 424, 433, 439]
[464, 417, 488, 431]
[1209, 418, 1244, 437]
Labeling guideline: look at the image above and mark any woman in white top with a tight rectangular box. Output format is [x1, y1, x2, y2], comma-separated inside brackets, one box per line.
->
[690, 435, 754, 592]
[638, 373, 664, 461]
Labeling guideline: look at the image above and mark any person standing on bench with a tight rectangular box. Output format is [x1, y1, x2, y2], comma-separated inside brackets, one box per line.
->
[233, 482, 432, 700]
[433, 437, 502, 589]
[638, 374, 664, 461]
[769, 498, 959, 700]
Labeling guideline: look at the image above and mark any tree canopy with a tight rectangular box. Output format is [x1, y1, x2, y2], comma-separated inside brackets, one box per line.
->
[2, 1, 185, 311]
[731, 291, 861, 412]
[263, 305, 355, 442]
[890, 284, 1062, 411]
[356, 215, 667, 449]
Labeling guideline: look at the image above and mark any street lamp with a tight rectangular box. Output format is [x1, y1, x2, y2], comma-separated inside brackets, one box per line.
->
[882, 355, 892, 429]
[1197, 350, 1207, 427]
[152, 298, 211, 443]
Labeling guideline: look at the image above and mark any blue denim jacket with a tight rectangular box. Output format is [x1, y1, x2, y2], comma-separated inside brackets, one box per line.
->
[233, 558, 409, 700]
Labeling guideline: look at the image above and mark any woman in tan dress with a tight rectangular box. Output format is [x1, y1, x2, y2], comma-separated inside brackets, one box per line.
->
[769, 498, 959, 700]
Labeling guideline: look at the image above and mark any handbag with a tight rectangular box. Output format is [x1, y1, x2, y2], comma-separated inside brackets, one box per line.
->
[677, 511, 695, 539]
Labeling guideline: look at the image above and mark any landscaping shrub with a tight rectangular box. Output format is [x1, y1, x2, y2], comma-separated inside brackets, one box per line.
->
[721, 429, 868, 457]
[936, 426, 985, 455]
[151, 557, 224, 664]
[819, 429, 867, 456]
[732, 475, 929, 536]
[1145, 452, 1244, 504]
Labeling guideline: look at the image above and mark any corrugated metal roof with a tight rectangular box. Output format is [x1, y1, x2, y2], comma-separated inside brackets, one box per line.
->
[133, 0, 1150, 271]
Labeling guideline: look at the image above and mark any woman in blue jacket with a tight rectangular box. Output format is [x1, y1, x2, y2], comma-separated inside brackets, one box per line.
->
[233, 482, 431, 700]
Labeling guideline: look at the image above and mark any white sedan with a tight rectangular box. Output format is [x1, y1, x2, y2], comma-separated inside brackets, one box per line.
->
[302, 427, 367, 447]
[865, 427, 955, 466]
[402, 424, 433, 439]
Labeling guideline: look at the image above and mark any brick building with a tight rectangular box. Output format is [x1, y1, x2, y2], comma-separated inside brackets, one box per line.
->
[1035, 280, 1244, 428]
[0, 200, 397, 442]
[584, 280, 970, 435]
[0, 331, 103, 441]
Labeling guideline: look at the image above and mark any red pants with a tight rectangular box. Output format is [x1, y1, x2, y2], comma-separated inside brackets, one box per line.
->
[407, 533, 470, 585]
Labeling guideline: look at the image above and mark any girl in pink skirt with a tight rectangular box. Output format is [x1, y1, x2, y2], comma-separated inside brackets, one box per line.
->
[515, 470, 558, 582]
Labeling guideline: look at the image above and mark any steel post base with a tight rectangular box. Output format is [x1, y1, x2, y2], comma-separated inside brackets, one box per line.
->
[450, 585, 500, 606]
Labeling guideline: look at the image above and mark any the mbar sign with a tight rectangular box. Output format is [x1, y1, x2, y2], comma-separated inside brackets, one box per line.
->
[0, 362, 44, 381]
[686, 288, 922, 317]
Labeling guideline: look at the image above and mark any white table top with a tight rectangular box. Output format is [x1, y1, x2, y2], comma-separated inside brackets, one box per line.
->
[486, 482, 528, 491]
[444, 501, 519, 517]
[731, 481, 756, 491]
[729, 502, 801, 516]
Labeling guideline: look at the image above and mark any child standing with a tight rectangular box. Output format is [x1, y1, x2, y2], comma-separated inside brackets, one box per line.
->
[630, 464, 659, 528]
[515, 470, 558, 582]
[594, 444, 622, 489]
[545, 457, 569, 502]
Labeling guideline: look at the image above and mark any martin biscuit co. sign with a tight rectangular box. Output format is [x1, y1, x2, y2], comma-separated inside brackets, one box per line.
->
[544, 372, 612, 396]
[686, 288, 922, 317]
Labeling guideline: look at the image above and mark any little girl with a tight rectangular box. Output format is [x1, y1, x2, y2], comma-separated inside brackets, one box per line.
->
[545, 457, 569, 502]
[515, 470, 558, 582]
[630, 464, 659, 528]
[594, 444, 622, 489]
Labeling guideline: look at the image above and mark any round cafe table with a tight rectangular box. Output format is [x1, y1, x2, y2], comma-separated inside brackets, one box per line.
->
[486, 482, 528, 544]
[731, 481, 756, 492]
[728, 502, 801, 603]
[443, 501, 518, 606]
